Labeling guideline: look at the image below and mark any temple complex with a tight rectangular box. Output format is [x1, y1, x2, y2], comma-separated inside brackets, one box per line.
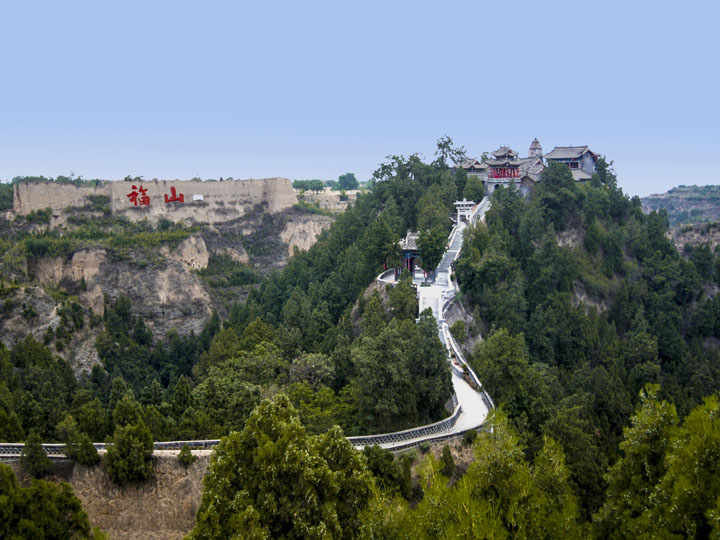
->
[454, 138, 599, 197]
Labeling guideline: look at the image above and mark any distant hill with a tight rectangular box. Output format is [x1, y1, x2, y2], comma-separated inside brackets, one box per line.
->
[642, 184, 720, 226]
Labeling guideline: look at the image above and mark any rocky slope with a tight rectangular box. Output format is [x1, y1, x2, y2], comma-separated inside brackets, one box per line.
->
[0, 205, 333, 375]
[642, 184, 720, 226]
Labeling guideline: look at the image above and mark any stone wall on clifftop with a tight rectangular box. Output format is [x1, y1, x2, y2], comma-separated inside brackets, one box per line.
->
[13, 178, 298, 225]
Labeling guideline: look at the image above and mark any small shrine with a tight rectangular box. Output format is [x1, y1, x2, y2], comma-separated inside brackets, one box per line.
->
[399, 232, 420, 275]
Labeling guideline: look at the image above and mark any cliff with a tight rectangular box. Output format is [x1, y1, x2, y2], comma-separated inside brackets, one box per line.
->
[8, 451, 211, 540]
[0, 205, 332, 375]
[642, 185, 720, 226]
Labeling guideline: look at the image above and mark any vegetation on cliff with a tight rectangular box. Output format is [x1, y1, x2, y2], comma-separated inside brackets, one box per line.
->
[0, 463, 106, 539]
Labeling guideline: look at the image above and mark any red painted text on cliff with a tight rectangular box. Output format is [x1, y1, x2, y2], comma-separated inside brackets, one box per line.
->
[164, 186, 185, 203]
[127, 185, 150, 206]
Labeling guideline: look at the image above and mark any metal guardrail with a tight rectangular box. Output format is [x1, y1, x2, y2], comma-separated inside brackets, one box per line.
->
[0, 440, 224, 460]
[347, 404, 463, 447]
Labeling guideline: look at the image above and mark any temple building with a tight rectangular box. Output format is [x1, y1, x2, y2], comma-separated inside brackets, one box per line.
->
[484, 145, 541, 196]
[453, 138, 599, 197]
[454, 157, 488, 178]
[545, 145, 598, 182]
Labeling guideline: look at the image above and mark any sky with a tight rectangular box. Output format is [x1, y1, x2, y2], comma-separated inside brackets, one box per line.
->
[1, 0, 718, 197]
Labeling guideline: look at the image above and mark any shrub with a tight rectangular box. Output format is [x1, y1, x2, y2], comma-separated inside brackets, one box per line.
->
[419, 441, 431, 453]
[450, 320, 467, 344]
[440, 444, 455, 477]
[21, 431, 53, 479]
[177, 444, 197, 468]
[73, 434, 101, 466]
[105, 420, 154, 484]
[462, 429, 478, 446]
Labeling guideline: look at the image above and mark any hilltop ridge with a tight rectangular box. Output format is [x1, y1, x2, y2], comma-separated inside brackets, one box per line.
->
[642, 184, 720, 226]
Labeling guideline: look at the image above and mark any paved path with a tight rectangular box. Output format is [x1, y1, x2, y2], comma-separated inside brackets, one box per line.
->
[354, 197, 492, 450]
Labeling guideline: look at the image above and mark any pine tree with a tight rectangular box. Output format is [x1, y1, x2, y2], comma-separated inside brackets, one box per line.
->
[21, 431, 53, 479]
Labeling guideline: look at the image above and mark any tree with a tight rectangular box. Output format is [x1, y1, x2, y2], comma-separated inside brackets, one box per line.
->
[21, 431, 53, 479]
[105, 419, 154, 484]
[388, 271, 418, 321]
[651, 394, 720, 538]
[595, 385, 678, 539]
[0, 463, 104, 539]
[289, 353, 335, 388]
[453, 167, 468, 200]
[463, 174, 485, 202]
[57, 415, 100, 466]
[440, 444, 455, 477]
[112, 393, 144, 428]
[536, 162, 577, 229]
[188, 395, 372, 540]
[418, 225, 446, 280]
[417, 186, 451, 233]
[338, 172, 359, 191]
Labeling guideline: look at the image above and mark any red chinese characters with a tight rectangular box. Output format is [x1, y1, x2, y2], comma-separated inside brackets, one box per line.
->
[127, 185, 150, 206]
[164, 186, 185, 203]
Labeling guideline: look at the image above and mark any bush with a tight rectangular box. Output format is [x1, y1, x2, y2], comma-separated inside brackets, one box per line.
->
[105, 420, 154, 484]
[419, 441, 431, 453]
[73, 434, 101, 466]
[0, 463, 104, 539]
[21, 431, 53, 479]
[462, 428, 478, 446]
[58, 415, 100, 466]
[440, 444, 455, 477]
[450, 320, 467, 344]
[177, 444, 197, 468]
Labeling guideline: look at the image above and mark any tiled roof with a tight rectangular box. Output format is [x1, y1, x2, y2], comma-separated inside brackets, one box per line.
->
[491, 146, 519, 158]
[545, 146, 592, 160]
[571, 169, 593, 181]
[400, 232, 419, 251]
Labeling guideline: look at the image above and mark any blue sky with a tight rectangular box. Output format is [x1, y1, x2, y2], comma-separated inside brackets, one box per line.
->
[1, 0, 718, 197]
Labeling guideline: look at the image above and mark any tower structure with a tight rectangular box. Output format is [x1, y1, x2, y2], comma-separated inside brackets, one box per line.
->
[486, 147, 521, 180]
[529, 138, 543, 158]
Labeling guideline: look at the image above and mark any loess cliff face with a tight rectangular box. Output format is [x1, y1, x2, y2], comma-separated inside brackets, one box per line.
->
[280, 215, 333, 254]
[0, 197, 340, 375]
[8, 452, 211, 540]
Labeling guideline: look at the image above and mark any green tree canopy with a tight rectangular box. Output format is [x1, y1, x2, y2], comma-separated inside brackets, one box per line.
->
[338, 173, 359, 191]
[188, 394, 372, 540]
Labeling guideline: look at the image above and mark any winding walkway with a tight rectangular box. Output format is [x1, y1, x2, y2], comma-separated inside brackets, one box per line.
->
[351, 196, 493, 450]
[0, 198, 493, 459]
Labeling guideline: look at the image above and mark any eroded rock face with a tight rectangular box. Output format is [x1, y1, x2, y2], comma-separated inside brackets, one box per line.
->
[0, 286, 60, 346]
[3, 238, 213, 373]
[164, 235, 209, 271]
[8, 451, 211, 540]
[280, 215, 333, 255]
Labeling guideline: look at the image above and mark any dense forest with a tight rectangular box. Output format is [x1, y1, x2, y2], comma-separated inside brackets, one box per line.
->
[3, 140, 720, 538]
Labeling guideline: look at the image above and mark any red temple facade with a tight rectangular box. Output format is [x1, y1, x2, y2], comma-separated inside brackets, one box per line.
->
[486, 147, 521, 179]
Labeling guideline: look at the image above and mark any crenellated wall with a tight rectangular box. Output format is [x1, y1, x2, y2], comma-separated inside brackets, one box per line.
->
[13, 178, 298, 225]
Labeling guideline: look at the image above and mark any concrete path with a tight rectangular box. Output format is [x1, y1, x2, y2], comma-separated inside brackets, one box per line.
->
[363, 197, 492, 450]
